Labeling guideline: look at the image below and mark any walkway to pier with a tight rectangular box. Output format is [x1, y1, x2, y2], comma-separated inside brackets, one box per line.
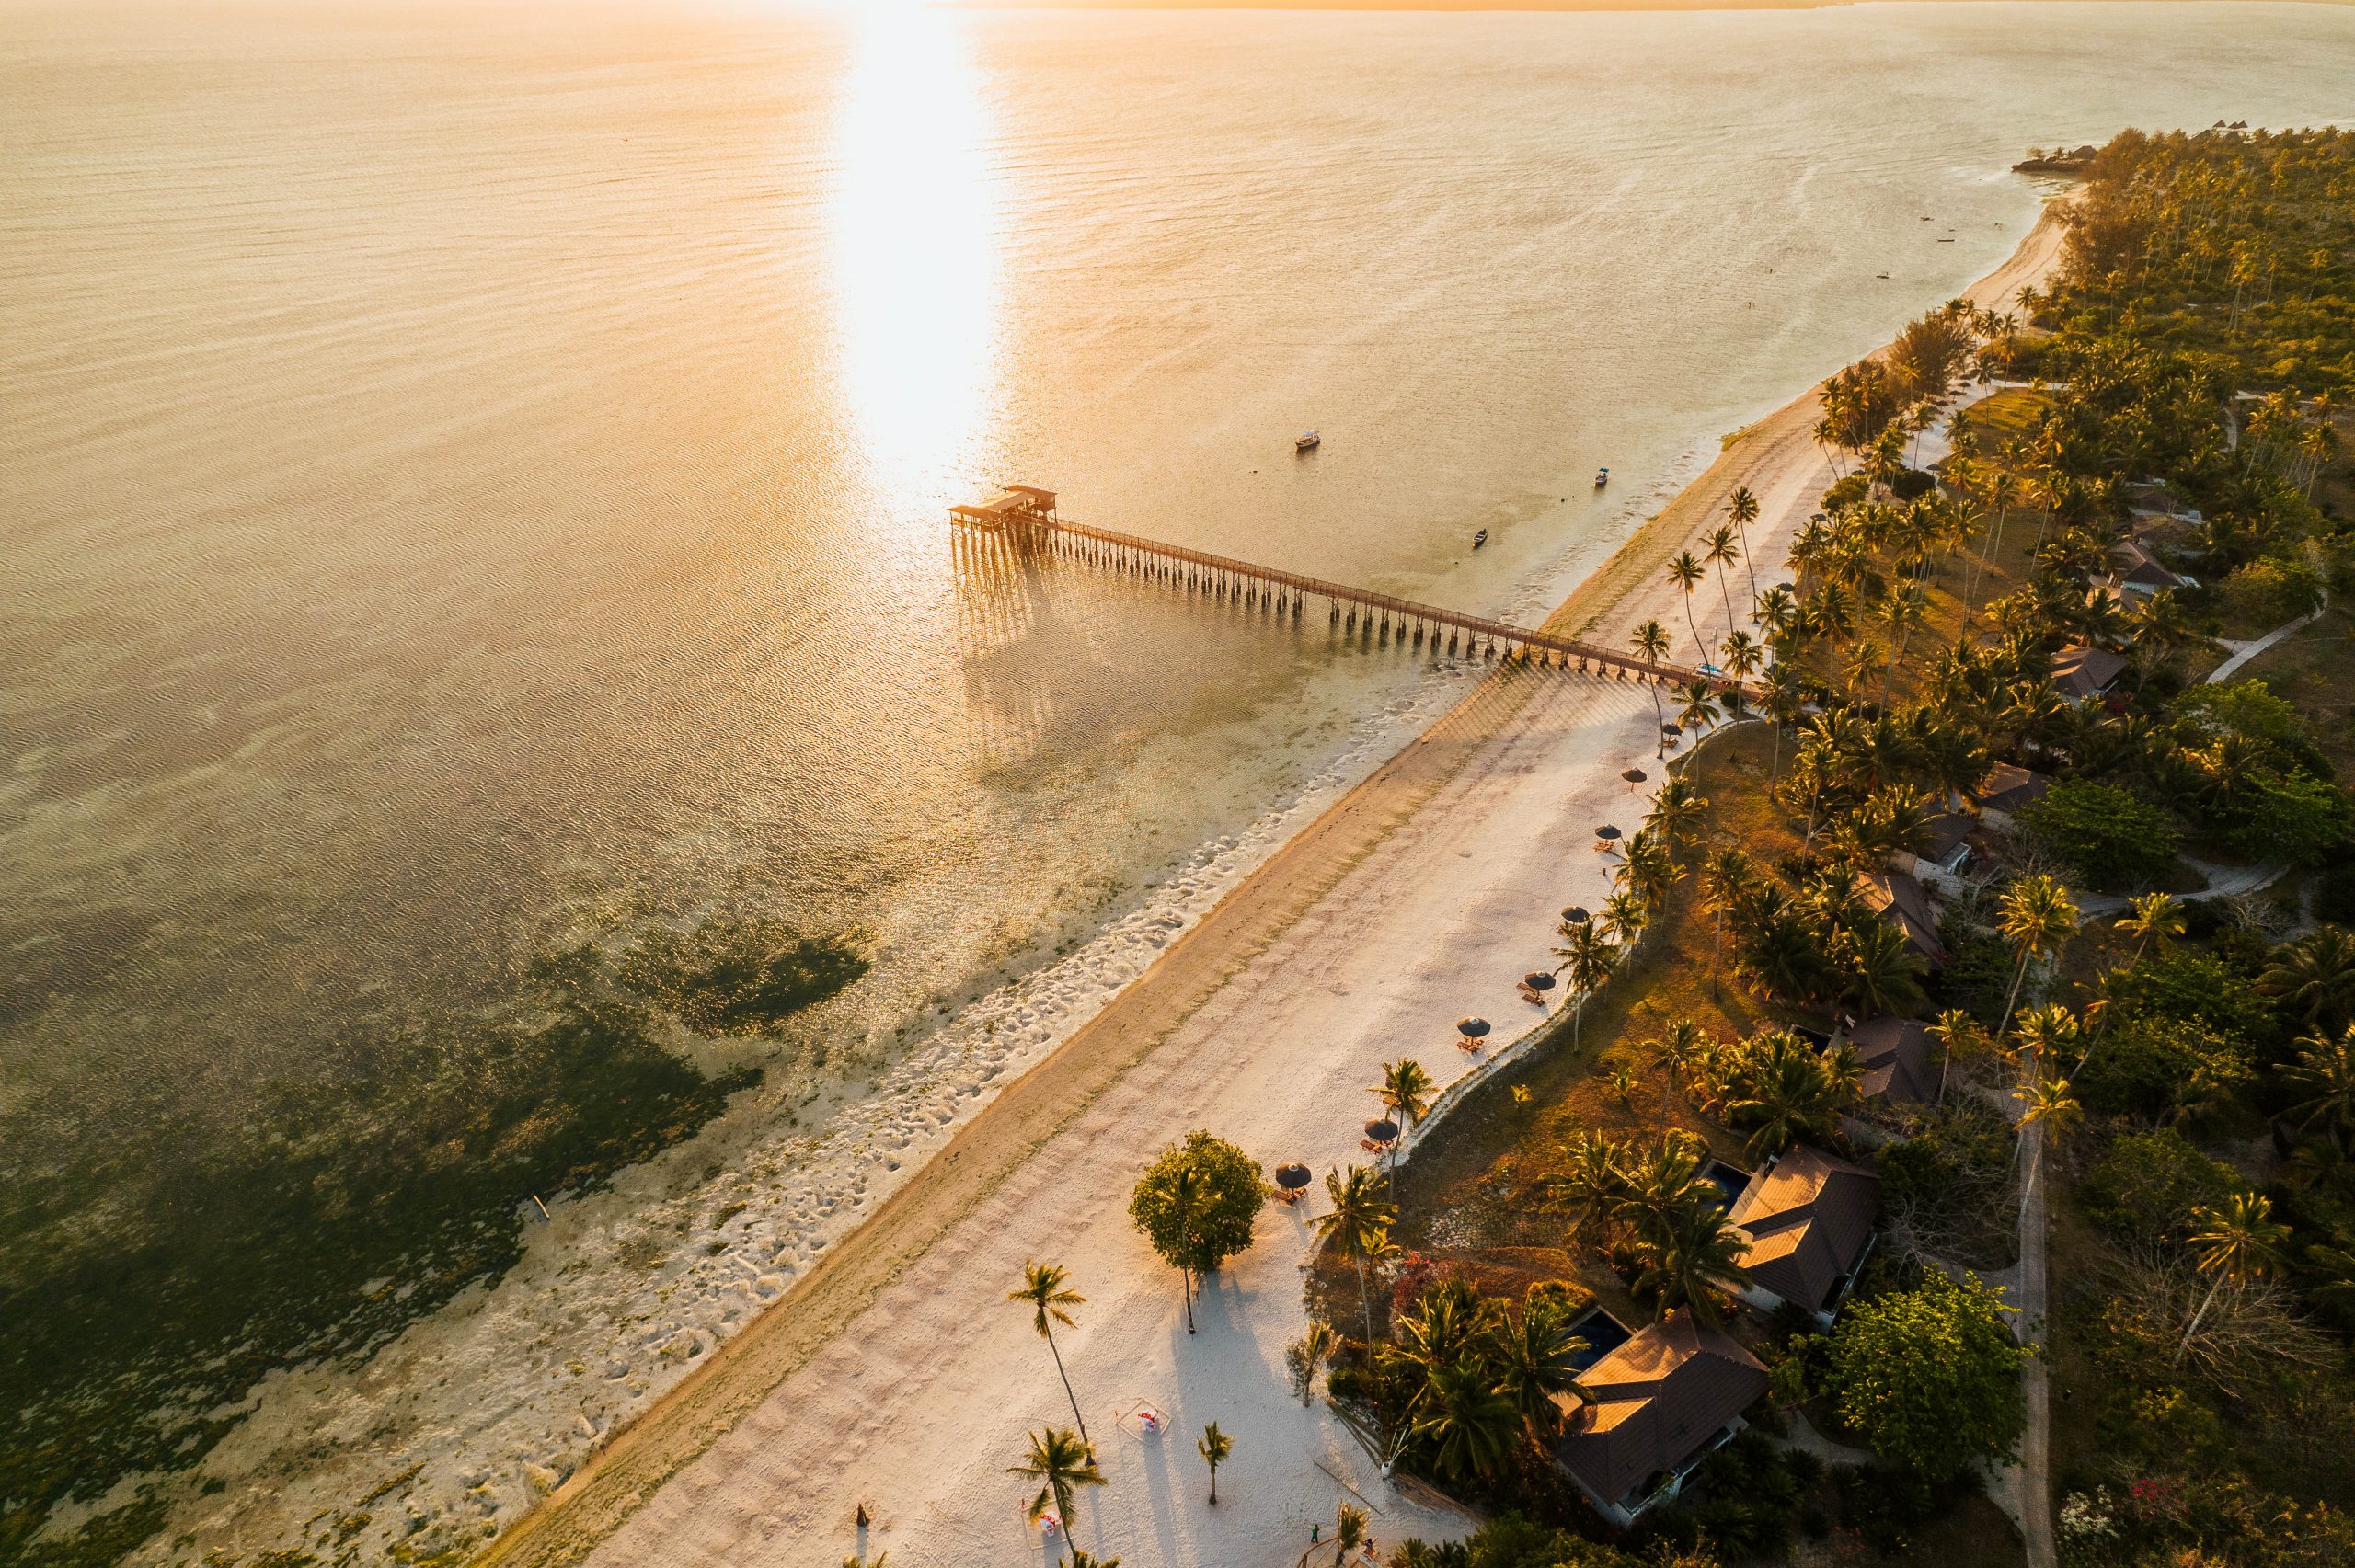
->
[949, 486, 1749, 692]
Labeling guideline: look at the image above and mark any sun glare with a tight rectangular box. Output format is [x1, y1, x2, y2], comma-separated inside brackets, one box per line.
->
[827, 6, 1001, 509]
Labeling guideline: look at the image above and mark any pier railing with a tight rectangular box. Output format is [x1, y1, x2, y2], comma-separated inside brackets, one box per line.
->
[950, 496, 1747, 694]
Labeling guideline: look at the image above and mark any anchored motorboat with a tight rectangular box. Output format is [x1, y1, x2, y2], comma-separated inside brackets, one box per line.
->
[1295, 429, 1320, 452]
[1593, 466, 1610, 488]
[1473, 529, 1488, 548]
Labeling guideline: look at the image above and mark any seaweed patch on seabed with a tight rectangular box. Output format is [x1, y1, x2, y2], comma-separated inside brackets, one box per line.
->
[0, 917, 866, 1568]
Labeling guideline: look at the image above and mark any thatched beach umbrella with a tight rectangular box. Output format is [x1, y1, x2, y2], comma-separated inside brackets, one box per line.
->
[1522, 972, 1557, 991]
[1274, 1162, 1312, 1198]
[1561, 905, 1591, 924]
[1621, 767, 1647, 785]
[1457, 1016, 1491, 1039]
[1595, 824, 1622, 852]
[1364, 1118, 1399, 1145]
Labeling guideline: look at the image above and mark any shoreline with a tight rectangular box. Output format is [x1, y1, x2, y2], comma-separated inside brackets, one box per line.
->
[467, 198, 2074, 1568]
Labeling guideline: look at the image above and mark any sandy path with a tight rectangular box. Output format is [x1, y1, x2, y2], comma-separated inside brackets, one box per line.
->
[475, 200, 2073, 1568]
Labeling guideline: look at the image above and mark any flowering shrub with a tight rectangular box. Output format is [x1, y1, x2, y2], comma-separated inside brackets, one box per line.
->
[2058, 1487, 2118, 1564]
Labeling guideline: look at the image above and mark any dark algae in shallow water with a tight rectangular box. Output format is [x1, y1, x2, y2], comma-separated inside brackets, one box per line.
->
[616, 919, 870, 1039]
[0, 921, 865, 1568]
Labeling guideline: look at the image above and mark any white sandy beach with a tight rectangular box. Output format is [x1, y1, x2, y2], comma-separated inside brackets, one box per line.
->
[144, 192, 2068, 1568]
[442, 207, 2074, 1568]
[585, 670, 1665, 1567]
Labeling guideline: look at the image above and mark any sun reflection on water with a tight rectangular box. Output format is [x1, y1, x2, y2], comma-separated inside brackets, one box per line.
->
[828, 7, 1002, 518]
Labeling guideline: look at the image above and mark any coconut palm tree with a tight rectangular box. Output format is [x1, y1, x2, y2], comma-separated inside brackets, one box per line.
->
[2260, 927, 2355, 1028]
[1758, 663, 1808, 776]
[1632, 619, 1671, 736]
[1196, 1421, 1232, 1505]
[1703, 525, 1743, 640]
[1666, 551, 1709, 660]
[1726, 1034, 1847, 1160]
[1540, 1129, 1628, 1254]
[2013, 1070, 2083, 1202]
[1606, 1062, 1639, 1105]
[1728, 486, 1762, 601]
[1315, 1165, 1399, 1340]
[1557, 920, 1618, 1053]
[1836, 918, 1928, 1018]
[1697, 849, 1753, 1001]
[1617, 828, 1680, 911]
[1673, 681, 1720, 777]
[2176, 1191, 2291, 1365]
[1754, 583, 1799, 647]
[1373, 1058, 1438, 1130]
[1167, 1163, 1207, 1335]
[1369, 1057, 1437, 1197]
[1333, 1503, 1370, 1558]
[1719, 629, 1764, 689]
[2284, 1024, 2355, 1144]
[1008, 1426, 1105, 1534]
[2014, 1003, 2080, 1067]
[2119, 891, 2185, 967]
[1633, 1207, 1753, 1327]
[1660, 1016, 1711, 1098]
[1410, 1359, 1522, 1482]
[1925, 1007, 1994, 1105]
[1596, 889, 1647, 949]
[1996, 874, 2079, 1037]
[1010, 1262, 1092, 1443]
[1644, 775, 1709, 858]
[1492, 1299, 1591, 1436]
[1613, 1129, 1715, 1244]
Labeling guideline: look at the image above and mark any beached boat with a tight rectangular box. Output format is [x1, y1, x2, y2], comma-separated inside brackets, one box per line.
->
[1594, 466, 1610, 487]
[1473, 528, 1488, 548]
[1295, 429, 1320, 452]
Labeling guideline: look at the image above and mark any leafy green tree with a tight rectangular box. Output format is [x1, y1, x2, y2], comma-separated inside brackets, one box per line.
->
[2082, 1128, 2238, 1245]
[1830, 1270, 2026, 1481]
[2074, 1014, 2251, 1125]
[2015, 778, 2179, 891]
[2223, 769, 2351, 864]
[1130, 1132, 1267, 1333]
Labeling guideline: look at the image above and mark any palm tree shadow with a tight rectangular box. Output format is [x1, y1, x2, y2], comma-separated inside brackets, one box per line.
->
[1132, 1410, 1187, 1567]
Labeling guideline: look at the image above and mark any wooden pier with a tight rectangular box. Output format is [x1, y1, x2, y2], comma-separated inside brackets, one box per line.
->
[948, 486, 1746, 692]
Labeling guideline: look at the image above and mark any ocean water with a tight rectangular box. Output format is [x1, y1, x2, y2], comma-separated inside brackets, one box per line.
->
[6, 0, 2354, 1558]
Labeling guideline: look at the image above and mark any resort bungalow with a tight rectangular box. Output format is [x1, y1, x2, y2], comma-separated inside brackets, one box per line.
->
[1552, 1312, 1768, 1528]
[2101, 539, 2197, 601]
[1861, 869, 1947, 967]
[1895, 810, 1975, 886]
[1972, 761, 2051, 830]
[1844, 1015, 1942, 1110]
[1726, 1146, 1881, 1327]
[2126, 478, 2203, 528]
[2051, 645, 2129, 704]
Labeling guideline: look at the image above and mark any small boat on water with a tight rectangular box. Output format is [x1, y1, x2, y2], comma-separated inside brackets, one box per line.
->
[1295, 430, 1320, 452]
[1473, 529, 1488, 548]
[1594, 467, 1610, 488]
